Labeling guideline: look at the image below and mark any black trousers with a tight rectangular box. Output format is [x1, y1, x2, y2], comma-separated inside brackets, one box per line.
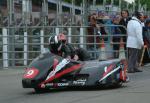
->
[128, 48, 140, 71]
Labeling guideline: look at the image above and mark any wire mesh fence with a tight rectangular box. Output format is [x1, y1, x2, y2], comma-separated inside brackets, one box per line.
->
[0, 24, 127, 68]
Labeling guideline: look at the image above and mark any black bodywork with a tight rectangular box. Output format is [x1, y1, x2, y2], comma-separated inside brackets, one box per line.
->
[22, 52, 128, 92]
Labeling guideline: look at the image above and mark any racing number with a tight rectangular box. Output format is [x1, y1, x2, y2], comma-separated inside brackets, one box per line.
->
[26, 70, 34, 76]
[23, 68, 39, 78]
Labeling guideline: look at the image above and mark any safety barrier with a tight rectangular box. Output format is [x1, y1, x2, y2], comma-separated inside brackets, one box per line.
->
[0, 24, 127, 68]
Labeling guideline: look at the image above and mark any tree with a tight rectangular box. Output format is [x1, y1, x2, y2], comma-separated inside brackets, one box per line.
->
[32, 0, 42, 6]
[64, 0, 71, 3]
[64, 0, 82, 6]
[134, 0, 150, 11]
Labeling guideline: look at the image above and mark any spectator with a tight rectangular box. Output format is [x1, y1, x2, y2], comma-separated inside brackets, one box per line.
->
[143, 18, 150, 47]
[120, 10, 131, 28]
[119, 10, 131, 50]
[87, 13, 97, 49]
[141, 18, 150, 64]
[87, 13, 107, 53]
[127, 11, 144, 73]
[111, 15, 122, 58]
[0, 10, 2, 26]
[96, 17, 108, 41]
[139, 13, 145, 27]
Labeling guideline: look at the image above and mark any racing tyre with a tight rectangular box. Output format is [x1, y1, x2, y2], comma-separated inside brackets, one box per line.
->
[34, 88, 49, 93]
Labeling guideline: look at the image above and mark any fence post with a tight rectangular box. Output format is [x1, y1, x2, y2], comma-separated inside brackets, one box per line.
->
[55, 28, 59, 35]
[80, 27, 84, 48]
[24, 32, 28, 65]
[2, 28, 8, 68]
[68, 27, 72, 43]
[40, 29, 44, 53]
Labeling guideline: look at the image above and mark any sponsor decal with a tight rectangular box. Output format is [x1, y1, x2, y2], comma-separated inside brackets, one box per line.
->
[104, 66, 107, 72]
[103, 65, 114, 77]
[99, 66, 120, 82]
[39, 63, 82, 86]
[41, 84, 46, 88]
[57, 83, 69, 86]
[45, 83, 69, 87]
[45, 83, 54, 87]
[73, 79, 86, 86]
[46, 59, 70, 80]
[23, 67, 39, 79]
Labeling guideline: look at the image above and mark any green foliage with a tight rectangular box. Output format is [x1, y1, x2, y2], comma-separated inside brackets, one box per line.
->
[64, 0, 71, 3]
[32, 0, 43, 6]
[134, 0, 150, 10]
[114, 0, 119, 6]
[31, 0, 150, 11]
[64, 0, 82, 5]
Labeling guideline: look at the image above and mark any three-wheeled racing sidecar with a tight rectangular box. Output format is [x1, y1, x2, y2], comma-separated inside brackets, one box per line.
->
[22, 51, 128, 92]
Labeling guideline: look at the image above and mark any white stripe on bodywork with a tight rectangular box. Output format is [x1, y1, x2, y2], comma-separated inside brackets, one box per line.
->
[48, 36, 52, 43]
[99, 66, 121, 82]
[46, 59, 70, 80]
[55, 36, 58, 43]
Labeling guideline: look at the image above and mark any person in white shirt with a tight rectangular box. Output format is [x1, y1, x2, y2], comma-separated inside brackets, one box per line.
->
[127, 11, 144, 73]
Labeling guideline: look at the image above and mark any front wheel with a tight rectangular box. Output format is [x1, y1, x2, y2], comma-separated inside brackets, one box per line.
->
[34, 88, 49, 93]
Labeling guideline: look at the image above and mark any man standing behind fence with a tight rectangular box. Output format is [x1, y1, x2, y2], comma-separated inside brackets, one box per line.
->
[127, 11, 144, 73]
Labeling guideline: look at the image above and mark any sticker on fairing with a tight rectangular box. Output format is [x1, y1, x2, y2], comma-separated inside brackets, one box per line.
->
[99, 66, 120, 82]
[46, 59, 70, 80]
[45, 83, 69, 87]
[73, 79, 87, 86]
[23, 67, 39, 78]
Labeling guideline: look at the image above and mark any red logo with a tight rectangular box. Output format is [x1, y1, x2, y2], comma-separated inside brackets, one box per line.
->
[23, 67, 39, 79]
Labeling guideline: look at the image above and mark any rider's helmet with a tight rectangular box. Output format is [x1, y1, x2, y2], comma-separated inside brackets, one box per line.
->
[49, 33, 67, 52]
[49, 33, 67, 44]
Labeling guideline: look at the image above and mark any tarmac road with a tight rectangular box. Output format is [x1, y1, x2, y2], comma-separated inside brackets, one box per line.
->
[0, 64, 150, 103]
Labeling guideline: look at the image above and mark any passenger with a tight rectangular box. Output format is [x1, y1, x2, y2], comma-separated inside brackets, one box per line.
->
[49, 33, 91, 61]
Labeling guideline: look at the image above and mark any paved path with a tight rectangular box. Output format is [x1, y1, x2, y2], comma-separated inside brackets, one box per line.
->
[0, 65, 150, 103]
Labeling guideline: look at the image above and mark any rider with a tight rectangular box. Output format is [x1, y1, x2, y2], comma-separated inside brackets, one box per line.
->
[49, 33, 91, 61]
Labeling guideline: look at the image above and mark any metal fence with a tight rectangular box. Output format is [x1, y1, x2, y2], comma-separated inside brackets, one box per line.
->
[0, 24, 127, 68]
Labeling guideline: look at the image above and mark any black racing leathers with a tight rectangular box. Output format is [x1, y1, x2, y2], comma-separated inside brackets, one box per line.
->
[49, 43, 91, 61]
